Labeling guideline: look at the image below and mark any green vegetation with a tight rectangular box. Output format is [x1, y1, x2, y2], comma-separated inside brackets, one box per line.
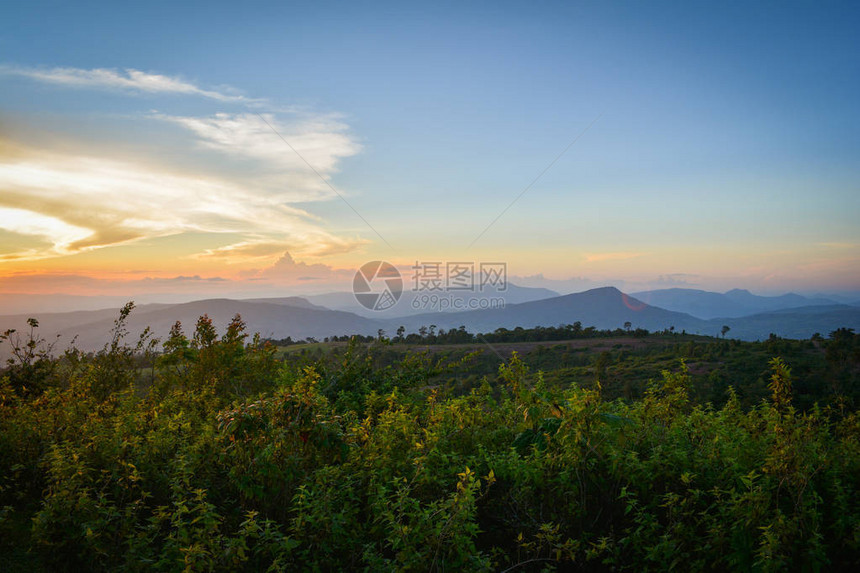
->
[1, 305, 859, 571]
[281, 325, 859, 412]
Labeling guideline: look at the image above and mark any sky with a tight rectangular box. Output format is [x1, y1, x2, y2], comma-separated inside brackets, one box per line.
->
[1, 0, 858, 303]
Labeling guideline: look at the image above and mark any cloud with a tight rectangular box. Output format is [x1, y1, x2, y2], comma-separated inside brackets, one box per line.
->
[195, 241, 294, 262]
[152, 112, 364, 204]
[0, 252, 353, 297]
[242, 251, 353, 284]
[159, 112, 362, 175]
[0, 206, 92, 259]
[652, 273, 699, 287]
[0, 65, 370, 268]
[0, 138, 365, 260]
[0, 272, 106, 294]
[194, 234, 369, 264]
[0, 65, 264, 104]
[0, 271, 235, 297]
[141, 275, 228, 283]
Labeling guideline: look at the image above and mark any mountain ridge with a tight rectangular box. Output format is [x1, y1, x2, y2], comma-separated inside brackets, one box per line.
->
[631, 287, 839, 319]
[2, 287, 858, 360]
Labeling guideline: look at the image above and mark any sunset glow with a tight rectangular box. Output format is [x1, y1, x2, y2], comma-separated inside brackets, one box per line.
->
[1, 1, 858, 305]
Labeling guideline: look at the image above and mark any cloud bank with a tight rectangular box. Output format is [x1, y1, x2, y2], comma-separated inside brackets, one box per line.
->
[0, 65, 369, 265]
[0, 65, 264, 104]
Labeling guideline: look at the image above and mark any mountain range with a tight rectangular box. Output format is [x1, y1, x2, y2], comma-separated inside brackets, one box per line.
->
[305, 283, 559, 318]
[1, 286, 858, 359]
[630, 288, 842, 319]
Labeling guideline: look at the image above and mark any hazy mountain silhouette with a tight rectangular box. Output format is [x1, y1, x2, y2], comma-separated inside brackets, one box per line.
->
[0, 294, 182, 315]
[713, 304, 860, 340]
[3, 288, 859, 360]
[239, 296, 329, 311]
[306, 283, 559, 318]
[383, 287, 709, 334]
[0, 298, 382, 357]
[631, 288, 838, 319]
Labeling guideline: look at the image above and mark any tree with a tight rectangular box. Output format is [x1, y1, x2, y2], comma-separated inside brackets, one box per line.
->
[0, 318, 61, 395]
[624, 321, 632, 332]
[594, 350, 611, 381]
[721, 325, 730, 338]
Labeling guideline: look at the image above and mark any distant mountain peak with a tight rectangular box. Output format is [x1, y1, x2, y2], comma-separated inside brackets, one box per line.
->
[630, 287, 838, 320]
[582, 286, 623, 295]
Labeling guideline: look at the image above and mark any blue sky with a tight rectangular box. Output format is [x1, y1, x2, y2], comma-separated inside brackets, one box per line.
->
[0, 0, 858, 297]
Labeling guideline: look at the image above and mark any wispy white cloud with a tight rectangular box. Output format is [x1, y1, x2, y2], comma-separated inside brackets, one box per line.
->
[0, 64, 371, 267]
[194, 241, 295, 263]
[0, 139, 365, 261]
[0, 65, 264, 104]
[194, 233, 368, 264]
[157, 112, 362, 185]
[0, 206, 92, 258]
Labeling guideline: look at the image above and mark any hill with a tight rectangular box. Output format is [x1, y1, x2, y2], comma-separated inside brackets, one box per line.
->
[239, 296, 329, 311]
[4, 289, 859, 359]
[306, 283, 559, 318]
[384, 286, 709, 335]
[714, 304, 860, 340]
[0, 298, 383, 356]
[631, 287, 838, 319]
